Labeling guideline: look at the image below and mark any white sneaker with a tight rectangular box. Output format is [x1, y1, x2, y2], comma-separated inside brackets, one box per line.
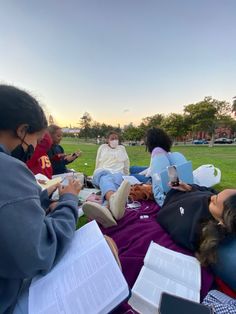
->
[82, 201, 117, 228]
[109, 180, 131, 220]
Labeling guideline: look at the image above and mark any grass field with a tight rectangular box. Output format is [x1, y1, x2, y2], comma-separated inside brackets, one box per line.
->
[62, 138, 236, 191]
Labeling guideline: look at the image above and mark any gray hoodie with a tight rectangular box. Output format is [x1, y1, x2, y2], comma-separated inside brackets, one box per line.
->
[0, 146, 78, 313]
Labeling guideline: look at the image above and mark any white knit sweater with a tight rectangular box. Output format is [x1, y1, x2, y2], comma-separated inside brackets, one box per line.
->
[95, 144, 130, 175]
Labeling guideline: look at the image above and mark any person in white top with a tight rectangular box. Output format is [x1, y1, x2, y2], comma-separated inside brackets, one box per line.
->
[83, 131, 131, 227]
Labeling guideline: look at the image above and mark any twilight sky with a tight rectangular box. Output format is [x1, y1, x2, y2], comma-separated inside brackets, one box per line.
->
[1, 0, 236, 127]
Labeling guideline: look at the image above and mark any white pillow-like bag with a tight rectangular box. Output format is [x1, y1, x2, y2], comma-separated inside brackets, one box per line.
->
[193, 164, 221, 187]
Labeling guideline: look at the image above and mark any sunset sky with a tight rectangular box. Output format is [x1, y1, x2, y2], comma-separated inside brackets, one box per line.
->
[1, 0, 236, 127]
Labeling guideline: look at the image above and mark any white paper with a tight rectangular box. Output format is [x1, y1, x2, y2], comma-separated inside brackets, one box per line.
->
[29, 221, 129, 314]
[129, 242, 201, 313]
[122, 176, 142, 185]
[144, 242, 201, 291]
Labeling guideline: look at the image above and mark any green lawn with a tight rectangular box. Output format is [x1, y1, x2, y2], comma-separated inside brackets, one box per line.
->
[62, 138, 236, 191]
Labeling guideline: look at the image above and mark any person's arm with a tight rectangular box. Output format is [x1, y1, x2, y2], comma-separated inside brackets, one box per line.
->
[95, 145, 104, 170]
[123, 147, 130, 175]
[170, 181, 192, 192]
[0, 163, 81, 279]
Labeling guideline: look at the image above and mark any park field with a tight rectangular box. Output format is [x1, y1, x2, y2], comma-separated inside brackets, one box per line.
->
[62, 138, 236, 191]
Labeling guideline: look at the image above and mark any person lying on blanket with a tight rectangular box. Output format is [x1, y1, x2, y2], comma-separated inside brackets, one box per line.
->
[82, 131, 131, 227]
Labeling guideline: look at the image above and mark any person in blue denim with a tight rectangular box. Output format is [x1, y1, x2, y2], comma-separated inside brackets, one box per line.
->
[83, 131, 131, 227]
[130, 128, 192, 206]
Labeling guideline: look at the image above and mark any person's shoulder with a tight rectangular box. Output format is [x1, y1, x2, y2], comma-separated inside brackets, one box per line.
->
[98, 144, 108, 151]
[0, 153, 40, 196]
[119, 144, 127, 150]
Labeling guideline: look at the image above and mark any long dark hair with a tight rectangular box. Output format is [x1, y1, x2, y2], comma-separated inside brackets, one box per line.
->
[0, 85, 47, 133]
[145, 127, 172, 153]
[197, 194, 236, 266]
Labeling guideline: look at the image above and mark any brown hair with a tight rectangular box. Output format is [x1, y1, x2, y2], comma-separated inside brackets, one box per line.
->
[48, 124, 61, 135]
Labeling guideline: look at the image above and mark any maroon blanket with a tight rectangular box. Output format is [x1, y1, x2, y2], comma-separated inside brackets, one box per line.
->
[100, 200, 214, 313]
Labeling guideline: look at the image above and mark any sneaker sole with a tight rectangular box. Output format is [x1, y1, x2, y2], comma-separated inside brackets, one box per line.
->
[82, 202, 117, 228]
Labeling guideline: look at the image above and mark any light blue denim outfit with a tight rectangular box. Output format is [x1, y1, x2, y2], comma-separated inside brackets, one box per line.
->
[150, 150, 193, 206]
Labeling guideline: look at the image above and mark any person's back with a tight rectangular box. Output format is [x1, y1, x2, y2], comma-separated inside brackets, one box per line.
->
[26, 132, 53, 178]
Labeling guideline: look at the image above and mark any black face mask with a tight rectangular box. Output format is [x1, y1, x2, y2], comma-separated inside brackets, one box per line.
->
[11, 143, 34, 162]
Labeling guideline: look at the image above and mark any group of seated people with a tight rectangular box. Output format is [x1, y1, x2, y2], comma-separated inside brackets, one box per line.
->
[1, 84, 236, 314]
[26, 123, 81, 179]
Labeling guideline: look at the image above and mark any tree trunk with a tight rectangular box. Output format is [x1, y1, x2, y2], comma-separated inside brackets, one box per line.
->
[209, 133, 215, 147]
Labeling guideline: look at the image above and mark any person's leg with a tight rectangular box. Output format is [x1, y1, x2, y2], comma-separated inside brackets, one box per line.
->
[88, 170, 131, 223]
[149, 154, 171, 207]
[168, 152, 187, 166]
[130, 166, 148, 174]
[93, 170, 121, 202]
[168, 153, 193, 184]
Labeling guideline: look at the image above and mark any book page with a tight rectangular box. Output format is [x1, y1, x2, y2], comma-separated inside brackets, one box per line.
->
[129, 267, 200, 314]
[144, 242, 201, 291]
[39, 177, 62, 190]
[29, 221, 129, 314]
[122, 175, 142, 185]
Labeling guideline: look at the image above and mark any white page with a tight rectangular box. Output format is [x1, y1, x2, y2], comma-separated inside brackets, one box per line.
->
[78, 188, 100, 202]
[129, 267, 200, 314]
[122, 175, 142, 185]
[144, 242, 201, 291]
[29, 221, 129, 314]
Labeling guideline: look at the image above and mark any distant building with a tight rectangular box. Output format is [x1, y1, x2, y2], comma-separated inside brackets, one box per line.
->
[62, 128, 80, 135]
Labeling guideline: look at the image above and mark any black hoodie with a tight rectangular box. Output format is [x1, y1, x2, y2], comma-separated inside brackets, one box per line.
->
[157, 185, 217, 251]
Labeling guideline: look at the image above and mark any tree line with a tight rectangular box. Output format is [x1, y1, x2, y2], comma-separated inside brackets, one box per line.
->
[76, 97, 236, 145]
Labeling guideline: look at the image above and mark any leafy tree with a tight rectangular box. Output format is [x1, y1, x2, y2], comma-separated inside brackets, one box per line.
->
[160, 113, 189, 141]
[79, 112, 92, 140]
[184, 97, 232, 146]
[232, 96, 236, 114]
[123, 125, 143, 141]
[141, 114, 164, 129]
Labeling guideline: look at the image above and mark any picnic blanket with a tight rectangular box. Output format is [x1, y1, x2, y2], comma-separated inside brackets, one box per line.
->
[99, 200, 214, 313]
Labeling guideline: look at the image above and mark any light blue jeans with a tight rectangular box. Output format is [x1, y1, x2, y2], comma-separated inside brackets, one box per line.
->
[92, 170, 124, 203]
[151, 152, 189, 206]
[129, 166, 150, 183]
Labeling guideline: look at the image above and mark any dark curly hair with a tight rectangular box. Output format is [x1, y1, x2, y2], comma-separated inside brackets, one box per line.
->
[197, 193, 236, 266]
[145, 128, 172, 153]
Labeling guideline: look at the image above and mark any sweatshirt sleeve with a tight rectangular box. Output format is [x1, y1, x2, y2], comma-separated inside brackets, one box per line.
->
[123, 147, 130, 175]
[95, 145, 103, 170]
[0, 159, 78, 279]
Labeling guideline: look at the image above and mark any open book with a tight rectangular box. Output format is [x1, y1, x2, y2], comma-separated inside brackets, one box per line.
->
[29, 221, 129, 314]
[122, 176, 142, 185]
[128, 242, 201, 314]
[35, 173, 62, 190]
